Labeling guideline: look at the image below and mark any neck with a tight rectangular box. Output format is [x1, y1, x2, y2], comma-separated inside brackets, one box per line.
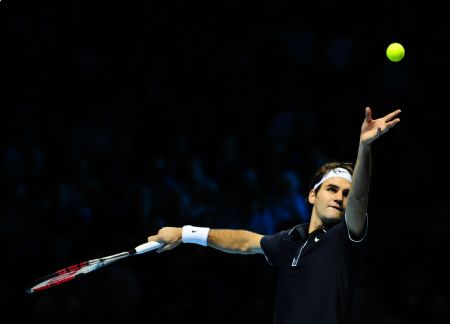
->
[309, 211, 341, 233]
[308, 213, 322, 234]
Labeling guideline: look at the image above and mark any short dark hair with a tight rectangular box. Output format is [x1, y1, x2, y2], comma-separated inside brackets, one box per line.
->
[308, 161, 354, 192]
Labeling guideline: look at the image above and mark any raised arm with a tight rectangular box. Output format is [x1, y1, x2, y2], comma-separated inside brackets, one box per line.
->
[346, 107, 401, 237]
[147, 226, 264, 254]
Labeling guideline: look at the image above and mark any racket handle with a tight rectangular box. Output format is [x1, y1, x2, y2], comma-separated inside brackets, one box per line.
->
[135, 241, 163, 254]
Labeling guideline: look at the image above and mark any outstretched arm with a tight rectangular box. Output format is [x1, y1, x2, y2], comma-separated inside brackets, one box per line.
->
[346, 107, 401, 237]
[147, 226, 264, 254]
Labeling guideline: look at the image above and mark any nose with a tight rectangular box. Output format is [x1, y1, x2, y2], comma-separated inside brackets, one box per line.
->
[334, 191, 344, 203]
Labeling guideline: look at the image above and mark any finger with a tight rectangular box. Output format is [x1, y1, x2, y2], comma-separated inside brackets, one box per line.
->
[387, 118, 401, 128]
[157, 241, 181, 253]
[384, 109, 402, 122]
[384, 118, 400, 131]
[365, 107, 373, 122]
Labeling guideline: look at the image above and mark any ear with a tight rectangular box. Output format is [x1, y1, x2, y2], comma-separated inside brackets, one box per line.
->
[308, 189, 316, 204]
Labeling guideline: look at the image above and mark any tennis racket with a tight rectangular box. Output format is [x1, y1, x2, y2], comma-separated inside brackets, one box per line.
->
[27, 241, 163, 294]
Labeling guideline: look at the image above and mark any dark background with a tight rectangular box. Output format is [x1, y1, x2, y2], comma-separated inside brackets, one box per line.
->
[1, 0, 449, 323]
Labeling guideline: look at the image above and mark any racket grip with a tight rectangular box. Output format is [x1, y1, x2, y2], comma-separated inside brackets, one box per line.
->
[135, 241, 163, 254]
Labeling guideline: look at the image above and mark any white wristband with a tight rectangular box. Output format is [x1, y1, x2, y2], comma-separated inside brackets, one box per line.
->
[181, 225, 210, 246]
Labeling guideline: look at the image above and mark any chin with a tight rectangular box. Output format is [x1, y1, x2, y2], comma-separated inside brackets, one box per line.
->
[320, 216, 343, 228]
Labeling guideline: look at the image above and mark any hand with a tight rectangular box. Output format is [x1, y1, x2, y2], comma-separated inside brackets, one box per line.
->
[147, 227, 182, 253]
[360, 107, 401, 145]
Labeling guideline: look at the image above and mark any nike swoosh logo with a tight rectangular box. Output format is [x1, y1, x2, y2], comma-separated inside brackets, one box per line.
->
[314, 237, 319, 242]
[192, 230, 198, 233]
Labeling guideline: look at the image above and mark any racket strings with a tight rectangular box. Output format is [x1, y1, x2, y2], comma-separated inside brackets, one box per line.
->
[27, 242, 159, 293]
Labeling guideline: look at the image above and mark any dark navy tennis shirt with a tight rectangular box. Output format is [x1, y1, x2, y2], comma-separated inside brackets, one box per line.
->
[260, 220, 367, 324]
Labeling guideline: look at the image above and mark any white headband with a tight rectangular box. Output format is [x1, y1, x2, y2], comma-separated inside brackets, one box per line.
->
[313, 167, 352, 190]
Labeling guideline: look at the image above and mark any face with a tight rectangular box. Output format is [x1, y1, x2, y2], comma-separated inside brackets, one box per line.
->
[308, 177, 351, 226]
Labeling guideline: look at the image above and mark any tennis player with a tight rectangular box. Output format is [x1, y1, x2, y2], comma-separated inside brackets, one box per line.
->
[148, 107, 401, 324]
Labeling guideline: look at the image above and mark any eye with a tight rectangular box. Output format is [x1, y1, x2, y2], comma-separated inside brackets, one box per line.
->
[327, 187, 337, 193]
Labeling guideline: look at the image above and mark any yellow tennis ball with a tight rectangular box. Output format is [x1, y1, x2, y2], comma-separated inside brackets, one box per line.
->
[386, 42, 405, 62]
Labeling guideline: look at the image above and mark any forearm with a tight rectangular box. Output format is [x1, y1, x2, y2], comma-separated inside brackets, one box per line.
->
[346, 143, 371, 234]
[148, 226, 263, 254]
[207, 229, 263, 254]
[345, 106, 401, 236]
[350, 143, 372, 203]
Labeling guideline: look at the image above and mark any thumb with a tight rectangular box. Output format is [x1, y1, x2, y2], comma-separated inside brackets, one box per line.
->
[147, 235, 160, 243]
